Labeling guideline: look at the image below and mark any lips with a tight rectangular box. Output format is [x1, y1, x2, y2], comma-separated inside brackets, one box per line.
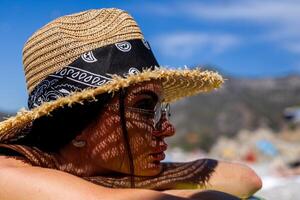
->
[151, 152, 166, 161]
[153, 144, 167, 154]
[152, 139, 168, 153]
[150, 139, 167, 163]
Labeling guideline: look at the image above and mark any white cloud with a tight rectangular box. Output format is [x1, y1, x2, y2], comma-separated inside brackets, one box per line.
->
[141, 0, 300, 23]
[152, 32, 240, 59]
[183, 1, 300, 23]
[283, 42, 300, 54]
[141, 1, 300, 55]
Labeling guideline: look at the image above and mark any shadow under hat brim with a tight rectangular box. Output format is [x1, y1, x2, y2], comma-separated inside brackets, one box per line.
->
[0, 67, 223, 143]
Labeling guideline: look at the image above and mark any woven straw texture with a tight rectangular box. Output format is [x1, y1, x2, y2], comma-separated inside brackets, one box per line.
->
[0, 8, 224, 142]
[23, 8, 143, 93]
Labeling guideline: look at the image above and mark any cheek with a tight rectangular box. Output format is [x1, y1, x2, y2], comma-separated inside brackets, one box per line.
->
[128, 133, 154, 156]
[90, 127, 127, 161]
[126, 112, 155, 154]
[88, 114, 127, 161]
[126, 112, 154, 133]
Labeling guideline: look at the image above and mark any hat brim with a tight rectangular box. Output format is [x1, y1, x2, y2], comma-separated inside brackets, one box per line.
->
[0, 67, 223, 142]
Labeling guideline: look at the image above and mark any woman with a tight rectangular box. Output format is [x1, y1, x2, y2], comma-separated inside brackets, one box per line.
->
[0, 8, 262, 200]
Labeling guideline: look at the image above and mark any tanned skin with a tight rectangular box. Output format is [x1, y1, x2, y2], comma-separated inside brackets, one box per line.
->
[0, 81, 262, 199]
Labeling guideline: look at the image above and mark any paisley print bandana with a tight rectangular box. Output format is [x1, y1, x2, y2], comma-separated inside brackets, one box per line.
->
[28, 39, 159, 109]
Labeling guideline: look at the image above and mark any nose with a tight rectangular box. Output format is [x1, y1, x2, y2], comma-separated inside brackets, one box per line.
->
[152, 114, 175, 137]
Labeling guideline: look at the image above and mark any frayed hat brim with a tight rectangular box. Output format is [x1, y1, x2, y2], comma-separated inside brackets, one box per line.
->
[0, 67, 223, 142]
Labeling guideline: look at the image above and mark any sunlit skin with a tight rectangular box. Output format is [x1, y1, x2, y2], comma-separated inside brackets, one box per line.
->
[0, 80, 217, 189]
[57, 80, 175, 177]
[0, 80, 262, 197]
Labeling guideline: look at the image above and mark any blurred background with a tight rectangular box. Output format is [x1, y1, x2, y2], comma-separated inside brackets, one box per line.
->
[1, 0, 300, 199]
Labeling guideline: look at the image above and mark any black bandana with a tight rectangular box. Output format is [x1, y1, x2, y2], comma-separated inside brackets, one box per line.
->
[28, 39, 159, 109]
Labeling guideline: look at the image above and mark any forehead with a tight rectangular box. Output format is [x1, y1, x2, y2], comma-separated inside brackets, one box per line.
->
[108, 80, 163, 104]
[127, 80, 162, 97]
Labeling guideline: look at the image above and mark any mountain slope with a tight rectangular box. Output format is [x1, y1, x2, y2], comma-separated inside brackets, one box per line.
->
[169, 75, 300, 151]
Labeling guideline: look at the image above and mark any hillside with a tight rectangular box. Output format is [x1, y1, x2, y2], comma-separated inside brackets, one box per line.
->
[169, 75, 300, 151]
[0, 112, 10, 121]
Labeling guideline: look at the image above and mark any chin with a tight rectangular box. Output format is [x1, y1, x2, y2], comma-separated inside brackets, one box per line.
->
[135, 162, 163, 176]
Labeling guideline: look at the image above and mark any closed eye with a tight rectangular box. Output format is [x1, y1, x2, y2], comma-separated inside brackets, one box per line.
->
[132, 91, 159, 111]
[134, 97, 156, 110]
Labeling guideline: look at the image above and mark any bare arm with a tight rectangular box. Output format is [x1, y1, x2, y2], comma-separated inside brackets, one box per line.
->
[206, 160, 262, 198]
[0, 156, 261, 200]
[0, 157, 188, 200]
[164, 160, 262, 199]
[178, 158, 263, 199]
[85, 159, 262, 198]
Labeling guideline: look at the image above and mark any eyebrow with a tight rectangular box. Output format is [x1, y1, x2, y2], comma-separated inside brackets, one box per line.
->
[132, 90, 159, 102]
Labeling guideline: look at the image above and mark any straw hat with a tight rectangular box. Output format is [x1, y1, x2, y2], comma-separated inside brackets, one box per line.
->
[0, 8, 223, 143]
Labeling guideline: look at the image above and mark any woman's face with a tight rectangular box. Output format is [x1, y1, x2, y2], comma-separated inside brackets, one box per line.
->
[83, 80, 175, 176]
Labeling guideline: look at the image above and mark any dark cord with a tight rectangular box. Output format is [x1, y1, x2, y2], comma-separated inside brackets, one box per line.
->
[118, 89, 135, 188]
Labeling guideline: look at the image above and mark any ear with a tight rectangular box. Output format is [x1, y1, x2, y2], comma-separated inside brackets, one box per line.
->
[72, 139, 86, 148]
[73, 132, 87, 141]
[70, 131, 88, 148]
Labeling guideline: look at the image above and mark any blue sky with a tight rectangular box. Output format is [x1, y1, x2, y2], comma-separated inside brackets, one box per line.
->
[0, 0, 300, 112]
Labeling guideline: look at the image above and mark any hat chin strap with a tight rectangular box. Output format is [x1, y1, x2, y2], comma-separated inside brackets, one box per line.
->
[118, 89, 135, 188]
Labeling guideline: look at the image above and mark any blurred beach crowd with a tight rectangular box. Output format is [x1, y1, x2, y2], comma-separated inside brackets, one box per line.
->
[166, 125, 300, 199]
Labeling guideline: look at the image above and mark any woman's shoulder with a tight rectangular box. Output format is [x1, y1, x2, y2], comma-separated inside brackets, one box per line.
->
[0, 156, 32, 168]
